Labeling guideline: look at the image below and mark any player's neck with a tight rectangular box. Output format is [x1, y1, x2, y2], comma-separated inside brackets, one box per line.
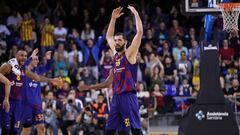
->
[116, 50, 125, 56]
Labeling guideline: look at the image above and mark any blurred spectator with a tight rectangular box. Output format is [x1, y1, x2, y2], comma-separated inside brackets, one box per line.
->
[68, 43, 83, 65]
[124, 18, 136, 41]
[142, 42, 156, 62]
[18, 12, 35, 48]
[151, 83, 166, 114]
[142, 28, 158, 46]
[53, 52, 69, 77]
[68, 6, 81, 29]
[75, 33, 106, 80]
[42, 91, 58, 135]
[169, 19, 184, 43]
[82, 9, 91, 24]
[192, 59, 200, 91]
[228, 30, 240, 58]
[7, 10, 22, 28]
[0, 21, 11, 39]
[34, 0, 51, 27]
[188, 40, 200, 62]
[56, 82, 70, 103]
[53, 20, 67, 43]
[54, 43, 68, 59]
[163, 56, 178, 85]
[92, 93, 108, 134]
[184, 27, 199, 48]
[77, 67, 97, 85]
[136, 82, 149, 135]
[178, 78, 192, 96]
[226, 79, 240, 110]
[93, 7, 108, 35]
[149, 59, 165, 90]
[52, 2, 66, 24]
[59, 68, 71, 84]
[158, 41, 172, 61]
[155, 21, 168, 42]
[61, 89, 83, 135]
[99, 50, 113, 82]
[176, 51, 192, 83]
[72, 102, 95, 135]
[219, 39, 234, 66]
[136, 52, 146, 82]
[40, 17, 55, 55]
[172, 39, 188, 61]
[8, 45, 18, 59]
[228, 79, 240, 97]
[81, 22, 95, 41]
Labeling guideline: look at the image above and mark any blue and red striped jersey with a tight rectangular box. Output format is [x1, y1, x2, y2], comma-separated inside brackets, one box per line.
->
[0, 68, 25, 101]
[112, 52, 137, 94]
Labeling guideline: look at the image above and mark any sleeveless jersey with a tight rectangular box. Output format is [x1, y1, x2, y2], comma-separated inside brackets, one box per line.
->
[0, 58, 24, 100]
[112, 53, 137, 94]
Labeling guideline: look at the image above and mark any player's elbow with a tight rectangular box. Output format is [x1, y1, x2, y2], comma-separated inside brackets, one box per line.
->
[5, 80, 11, 86]
[137, 30, 143, 36]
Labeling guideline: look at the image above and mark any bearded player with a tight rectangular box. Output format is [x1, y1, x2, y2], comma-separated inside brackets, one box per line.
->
[0, 49, 60, 135]
[80, 5, 144, 135]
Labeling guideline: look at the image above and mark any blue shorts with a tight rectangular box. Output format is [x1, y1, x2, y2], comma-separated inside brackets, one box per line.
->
[22, 104, 44, 127]
[0, 98, 22, 132]
[105, 92, 141, 131]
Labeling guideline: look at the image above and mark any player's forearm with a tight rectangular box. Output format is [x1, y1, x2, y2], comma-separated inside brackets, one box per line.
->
[4, 83, 11, 101]
[106, 18, 116, 39]
[134, 13, 143, 34]
[25, 67, 53, 83]
[90, 81, 111, 90]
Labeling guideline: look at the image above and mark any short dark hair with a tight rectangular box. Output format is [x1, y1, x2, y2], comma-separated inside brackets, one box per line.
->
[115, 32, 127, 41]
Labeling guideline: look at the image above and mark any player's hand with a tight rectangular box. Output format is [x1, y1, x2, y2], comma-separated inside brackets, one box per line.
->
[78, 85, 91, 91]
[31, 48, 39, 59]
[51, 78, 63, 88]
[45, 51, 52, 60]
[2, 99, 10, 112]
[127, 5, 138, 15]
[112, 7, 124, 19]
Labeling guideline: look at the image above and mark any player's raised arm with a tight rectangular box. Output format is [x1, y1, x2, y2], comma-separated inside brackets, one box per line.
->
[106, 7, 124, 51]
[24, 49, 62, 87]
[0, 73, 11, 112]
[126, 5, 143, 63]
[79, 69, 113, 91]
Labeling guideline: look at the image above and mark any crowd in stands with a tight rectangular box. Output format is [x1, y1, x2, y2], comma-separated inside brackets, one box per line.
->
[0, 0, 240, 134]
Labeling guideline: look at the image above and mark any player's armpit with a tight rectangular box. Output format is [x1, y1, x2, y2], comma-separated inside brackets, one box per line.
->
[0, 63, 11, 75]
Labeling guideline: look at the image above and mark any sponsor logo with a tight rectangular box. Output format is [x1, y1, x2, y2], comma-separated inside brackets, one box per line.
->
[195, 110, 205, 120]
[204, 44, 217, 50]
[196, 110, 229, 121]
[124, 118, 130, 127]
[206, 112, 229, 120]
[29, 82, 38, 88]
[11, 81, 23, 87]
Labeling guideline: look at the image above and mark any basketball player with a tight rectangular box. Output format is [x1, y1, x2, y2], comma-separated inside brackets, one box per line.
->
[80, 6, 143, 135]
[20, 49, 53, 135]
[0, 49, 61, 135]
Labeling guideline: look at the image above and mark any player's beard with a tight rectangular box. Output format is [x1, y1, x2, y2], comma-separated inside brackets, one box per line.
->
[115, 44, 125, 52]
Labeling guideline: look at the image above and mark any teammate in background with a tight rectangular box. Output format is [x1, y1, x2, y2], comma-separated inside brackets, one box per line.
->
[79, 6, 143, 135]
[0, 49, 61, 135]
[0, 73, 11, 113]
[20, 49, 53, 135]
